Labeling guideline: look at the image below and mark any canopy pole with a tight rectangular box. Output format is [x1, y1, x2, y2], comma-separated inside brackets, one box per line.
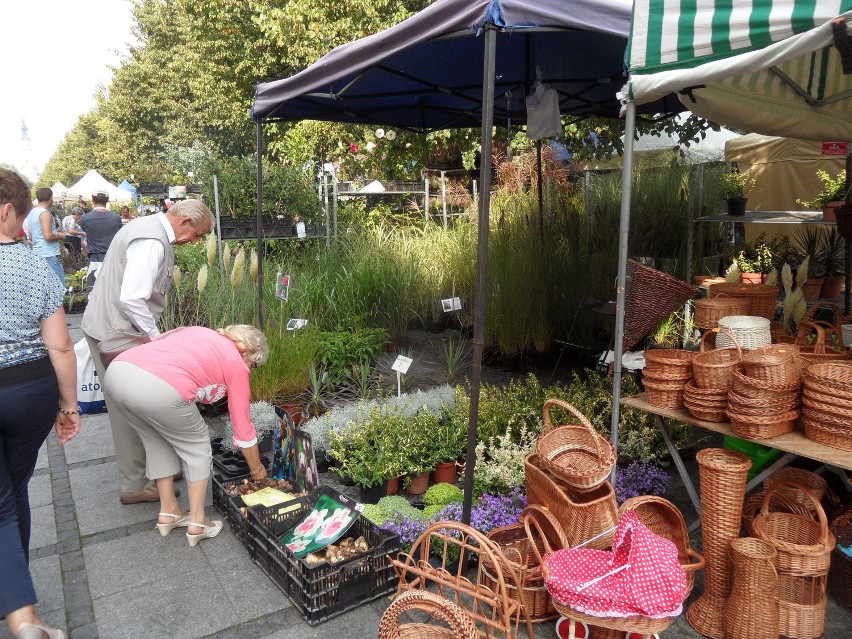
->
[213, 173, 224, 272]
[256, 121, 265, 330]
[609, 100, 637, 484]
[462, 23, 497, 526]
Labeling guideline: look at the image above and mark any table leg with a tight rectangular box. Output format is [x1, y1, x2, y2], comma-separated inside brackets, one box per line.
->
[654, 415, 701, 517]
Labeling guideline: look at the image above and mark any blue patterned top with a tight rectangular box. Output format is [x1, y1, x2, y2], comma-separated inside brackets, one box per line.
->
[0, 241, 66, 368]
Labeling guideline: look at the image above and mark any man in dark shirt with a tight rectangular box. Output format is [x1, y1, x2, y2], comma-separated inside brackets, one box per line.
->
[79, 191, 123, 290]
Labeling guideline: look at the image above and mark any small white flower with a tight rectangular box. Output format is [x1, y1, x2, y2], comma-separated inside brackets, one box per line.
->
[386, 130, 396, 141]
[375, 128, 385, 138]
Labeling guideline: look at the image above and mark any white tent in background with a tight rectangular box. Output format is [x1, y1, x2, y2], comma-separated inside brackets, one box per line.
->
[50, 182, 68, 199]
[65, 170, 133, 202]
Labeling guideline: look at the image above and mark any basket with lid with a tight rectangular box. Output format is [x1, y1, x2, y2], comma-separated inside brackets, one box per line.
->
[716, 315, 771, 350]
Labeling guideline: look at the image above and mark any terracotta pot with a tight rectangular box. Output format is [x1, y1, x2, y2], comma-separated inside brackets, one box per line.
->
[822, 200, 845, 222]
[431, 461, 458, 485]
[404, 471, 430, 495]
[386, 475, 400, 495]
[277, 403, 303, 427]
[820, 274, 844, 299]
[801, 277, 825, 301]
[739, 272, 764, 285]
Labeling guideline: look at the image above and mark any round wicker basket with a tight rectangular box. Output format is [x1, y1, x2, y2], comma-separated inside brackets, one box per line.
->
[717, 315, 771, 350]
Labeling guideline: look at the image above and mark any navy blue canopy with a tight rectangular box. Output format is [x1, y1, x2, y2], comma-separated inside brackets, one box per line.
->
[252, 0, 680, 129]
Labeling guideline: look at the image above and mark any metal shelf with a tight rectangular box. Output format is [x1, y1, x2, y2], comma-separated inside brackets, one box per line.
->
[696, 210, 834, 225]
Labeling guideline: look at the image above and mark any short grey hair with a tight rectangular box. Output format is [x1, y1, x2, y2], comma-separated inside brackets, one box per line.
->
[217, 325, 269, 367]
[170, 199, 214, 229]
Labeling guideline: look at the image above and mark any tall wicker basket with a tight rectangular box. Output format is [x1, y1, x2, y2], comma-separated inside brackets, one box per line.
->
[722, 537, 779, 639]
[686, 448, 752, 639]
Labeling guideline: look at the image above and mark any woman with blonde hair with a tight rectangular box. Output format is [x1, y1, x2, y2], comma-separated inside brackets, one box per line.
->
[105, 324, 269, 546]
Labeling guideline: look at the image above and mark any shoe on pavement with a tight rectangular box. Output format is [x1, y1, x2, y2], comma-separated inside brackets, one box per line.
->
[16, 622, 66, 639]
[119, 484, 180, 505]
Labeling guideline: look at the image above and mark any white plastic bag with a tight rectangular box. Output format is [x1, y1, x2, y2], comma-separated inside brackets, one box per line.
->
[75, 339, 106, 414]
[526, 81, 561, 140]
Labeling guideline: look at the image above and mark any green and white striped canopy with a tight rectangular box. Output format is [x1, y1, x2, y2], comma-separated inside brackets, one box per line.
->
[624, 1, 852, 140]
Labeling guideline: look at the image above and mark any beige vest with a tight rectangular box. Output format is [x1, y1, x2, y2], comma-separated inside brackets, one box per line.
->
[82, 215, 175, 342]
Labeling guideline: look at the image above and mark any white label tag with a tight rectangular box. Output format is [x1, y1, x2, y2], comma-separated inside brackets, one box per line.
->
[286, 319, 308, 331]
[275, 273, 290, 302]
[441, 297, 462, 312]
[296, 221, 306, 238]
[391, 355, 413, 374]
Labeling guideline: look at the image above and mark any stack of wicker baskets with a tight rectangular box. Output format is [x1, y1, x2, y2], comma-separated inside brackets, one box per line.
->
[726, 344, 802, 439]
[694, 294, 748, 331]
[684, 328, 741, 422]
[801, 361, 852, 452]
[753, 480, 836, 639]
[708, 282, 780, 320]
[643, 348, 693, 409]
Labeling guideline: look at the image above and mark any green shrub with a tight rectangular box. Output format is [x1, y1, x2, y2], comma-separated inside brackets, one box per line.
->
[376, 495, 424, 521]
[423, 483, 463, 508]
[422, 504, 444, 519]
[361, 503, 385, 525]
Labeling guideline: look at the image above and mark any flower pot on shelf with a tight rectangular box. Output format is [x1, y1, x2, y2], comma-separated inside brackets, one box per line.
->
[431, 461, 458, 485]
[386, 475, 400, 495]
[801, 277, 825, 301]
[404, 471, 430, 495]
[822, 200, 845, 222]
[820, 274, 844, 299]
[739, 272, 764, 285]
[726, 197, 748, 216]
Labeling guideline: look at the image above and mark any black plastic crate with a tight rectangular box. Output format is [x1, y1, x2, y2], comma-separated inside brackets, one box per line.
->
[211, 473, 257, 556]
[251, 491, 400, 625]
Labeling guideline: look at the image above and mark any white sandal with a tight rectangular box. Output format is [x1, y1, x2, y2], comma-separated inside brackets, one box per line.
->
[155, 512, 191, 537]
[186, 520, 223, 547]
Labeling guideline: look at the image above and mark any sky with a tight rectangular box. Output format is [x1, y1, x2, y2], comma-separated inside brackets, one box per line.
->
[1, 0, 135, 183]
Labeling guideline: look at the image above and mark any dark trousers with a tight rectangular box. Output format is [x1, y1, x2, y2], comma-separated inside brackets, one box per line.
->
[0, 370, 58, 617]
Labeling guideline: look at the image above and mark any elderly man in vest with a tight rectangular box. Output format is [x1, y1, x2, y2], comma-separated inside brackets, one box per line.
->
[82, 199, 214, 504]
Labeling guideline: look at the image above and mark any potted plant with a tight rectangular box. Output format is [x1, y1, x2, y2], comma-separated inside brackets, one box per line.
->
[719, 167, 757, 216]
[399, 409, 441, 495]
[796, 169, 847, 221]
[735, 234, 773, 284]
[795, 226, 827, 300]
[819, 227, 845, 299]
[429, 416, 466, 484]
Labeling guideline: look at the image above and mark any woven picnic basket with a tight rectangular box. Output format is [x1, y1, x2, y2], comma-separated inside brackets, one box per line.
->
[536, 399, 616, 490]
[524, 453, 617, 550]
[692, 327, 743, 389]
[741, 343, 802, 384]
[763, 468, 828, 512]
[716, 315, 771, 350]
[795, 321, 850, 366]
[742, 490, 813, 537]
[801, 300, 846, 344]
[617, 495, 705, 597]
[693, 294, 748, 331]
[482, 505, 569, 622]
[378, 589, 478, 639]
[622, 259, 699, 352]
[753, 481, 836, 577]
[708, 282, 779, 320]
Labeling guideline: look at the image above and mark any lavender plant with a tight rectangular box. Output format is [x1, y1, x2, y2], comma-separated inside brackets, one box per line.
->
[614, 460, 671, 504]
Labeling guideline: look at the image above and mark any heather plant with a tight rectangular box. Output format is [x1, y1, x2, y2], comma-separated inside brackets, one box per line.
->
[614, 460, 671, 504]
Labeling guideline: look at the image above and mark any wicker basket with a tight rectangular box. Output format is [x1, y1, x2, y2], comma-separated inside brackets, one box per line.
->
[776, 573, 827, 639]
[683, 381, 729, 422]
[795, 321, 850, 366]
[717, 315, 772, 350]
[378, 590, 478, 639]
[727, 408, 799, 439]
[617, 496, 704, 597]
[643, 378, 687, 409]
[742, 490, 813, 537]
[731, 365, 802, 401]
[753, 481, 836, 577]
[802, 300, 846, 344]
[708, 282, 779, 320]
[723, 537, 779, 639]
[536, 399, 616, 490]
[643, 348, 693, 379]
[802, 414, 852, 452]
[692, 327, 743, 389]
[482, 505, 568, 622]
[694, 295, 749, 331]
[763, 468, 828, 511]
[802, 361, 852, 392]
[741, 343, 802, 384]
[524, 453, 617, 550]
[622, 259, 700, 352]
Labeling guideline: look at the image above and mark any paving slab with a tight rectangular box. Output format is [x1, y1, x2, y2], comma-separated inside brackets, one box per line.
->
[62, 414, 114, 464]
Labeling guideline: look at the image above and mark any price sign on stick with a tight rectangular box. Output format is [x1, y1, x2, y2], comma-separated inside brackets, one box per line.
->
[392, 355, 413, 397]
[275, 273, 291, 302]
[441, 297, 462, 312]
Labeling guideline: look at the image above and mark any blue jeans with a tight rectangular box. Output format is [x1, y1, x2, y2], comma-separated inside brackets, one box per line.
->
[41, 255, 65, 286]
[0, 370, 58, 617]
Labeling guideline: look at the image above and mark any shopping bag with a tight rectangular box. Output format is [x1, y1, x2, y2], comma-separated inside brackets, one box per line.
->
[526, 81, 561, 140]
[74, 339, 106, 414]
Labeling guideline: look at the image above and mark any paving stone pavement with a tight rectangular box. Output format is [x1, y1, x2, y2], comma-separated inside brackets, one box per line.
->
[3, 313, 847, 638]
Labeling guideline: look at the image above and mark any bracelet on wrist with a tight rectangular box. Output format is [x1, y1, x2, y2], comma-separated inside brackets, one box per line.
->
[58, 406, 79, 415]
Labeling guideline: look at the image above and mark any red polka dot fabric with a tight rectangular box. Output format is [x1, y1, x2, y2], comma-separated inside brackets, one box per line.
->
[543, 510, 687, 619]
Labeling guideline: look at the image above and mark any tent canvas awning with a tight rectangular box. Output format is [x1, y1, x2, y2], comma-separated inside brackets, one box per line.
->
[623, 2, 852, 140]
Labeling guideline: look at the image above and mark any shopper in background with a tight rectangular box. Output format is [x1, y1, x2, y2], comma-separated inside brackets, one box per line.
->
[25, 188, 66, 285]
[0, 168, 79, 639]
[78, 191, 122, 290]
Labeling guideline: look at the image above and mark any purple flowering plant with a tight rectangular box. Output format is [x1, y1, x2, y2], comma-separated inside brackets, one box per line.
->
[614, 460, 671, 504]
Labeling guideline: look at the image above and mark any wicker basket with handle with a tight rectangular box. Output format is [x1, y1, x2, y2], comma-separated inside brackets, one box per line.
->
[482, 505, 569, 622]
[536, 399, 616, 490]
[741, 343, 802, 384]
[694, 294, 749, 331]
[692, 327, 743, 389]
[795, 321, 850, 366]
[378, 589, 478, 639]
[731, 365, 802, 401]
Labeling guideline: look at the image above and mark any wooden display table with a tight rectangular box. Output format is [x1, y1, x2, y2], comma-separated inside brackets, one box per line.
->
[621, 393, 851, 529]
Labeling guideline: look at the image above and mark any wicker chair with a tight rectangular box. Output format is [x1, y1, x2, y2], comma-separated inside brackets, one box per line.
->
[377, 589, 478, 639]
[391, 521, 534, 639]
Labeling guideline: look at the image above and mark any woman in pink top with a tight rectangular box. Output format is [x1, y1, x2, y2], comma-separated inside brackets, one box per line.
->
[105, 324, 269, 547]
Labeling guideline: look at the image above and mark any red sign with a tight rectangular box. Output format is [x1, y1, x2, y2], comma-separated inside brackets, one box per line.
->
[822, 142, 847, 155]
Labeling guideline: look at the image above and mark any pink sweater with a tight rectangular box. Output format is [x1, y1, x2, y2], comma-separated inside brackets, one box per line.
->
[115, 326, 257, 447]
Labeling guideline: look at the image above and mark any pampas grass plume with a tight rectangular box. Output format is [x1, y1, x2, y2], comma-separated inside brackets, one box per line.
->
[223, 242, 232, 272]
[197, 264, 208, 293]
[206, 233, 217, 268]
[250, 249, 258, 284]
[230, 248, 245, 288]
[172, 266, 182, 287]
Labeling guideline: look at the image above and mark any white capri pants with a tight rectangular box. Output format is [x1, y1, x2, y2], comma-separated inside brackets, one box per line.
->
[105, 361, 212, 482]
